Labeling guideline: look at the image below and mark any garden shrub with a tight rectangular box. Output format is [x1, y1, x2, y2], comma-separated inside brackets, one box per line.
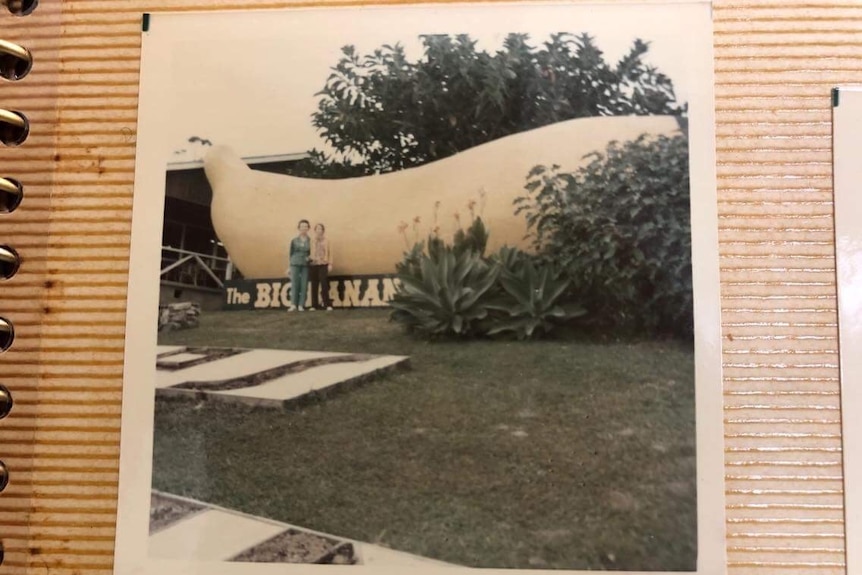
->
[390, 236, 500, 338]
[486, 247, 587, 340]
[394, 215, 488, 279]
[515, 133, 692, 338]
[391, 220, 586, 340]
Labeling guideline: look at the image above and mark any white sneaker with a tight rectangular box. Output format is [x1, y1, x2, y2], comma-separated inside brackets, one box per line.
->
[308, 307, 316, 312]
[298, 306, 305, 312]
[326, 306, 333, 311]
[287, 305, 296, 312]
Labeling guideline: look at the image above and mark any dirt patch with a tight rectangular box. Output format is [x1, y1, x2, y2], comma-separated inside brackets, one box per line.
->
[174, 354, 376, 392]
[230, 529, 356, 564]
[149, 493, 204, 534]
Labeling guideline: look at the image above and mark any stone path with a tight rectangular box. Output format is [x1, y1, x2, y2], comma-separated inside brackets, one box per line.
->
[151, 346, 432, 564]
[150, 490, 456, 567]
[155, 346, 408, 408]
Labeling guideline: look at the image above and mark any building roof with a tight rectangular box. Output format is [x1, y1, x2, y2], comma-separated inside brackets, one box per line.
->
[167, 152, 310, 172]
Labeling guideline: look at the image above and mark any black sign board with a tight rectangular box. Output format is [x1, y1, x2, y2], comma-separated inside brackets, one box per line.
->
[223, 275, 400, 310]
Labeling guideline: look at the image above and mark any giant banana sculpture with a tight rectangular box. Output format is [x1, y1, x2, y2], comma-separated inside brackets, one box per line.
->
[204, 115, 682, 278]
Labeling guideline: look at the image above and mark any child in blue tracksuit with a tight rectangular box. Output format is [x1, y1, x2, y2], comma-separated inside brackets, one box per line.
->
[287, 219, 311, 311]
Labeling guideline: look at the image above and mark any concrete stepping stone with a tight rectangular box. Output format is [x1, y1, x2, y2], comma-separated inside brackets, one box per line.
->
[150, 492, 205, 534]
[156, 349, 342, 389]
[358, 543, 456, 567]
[149, 508, 284, 561]
[156, 345, 186, 356]
[149, 491, 455, 567]
[215, 355, 407, 404]
[157, 347, 247, 371]
[157, 352, 209, 366]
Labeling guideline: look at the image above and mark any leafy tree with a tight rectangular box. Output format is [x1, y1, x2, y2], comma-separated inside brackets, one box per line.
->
[292, 33, 684, 178]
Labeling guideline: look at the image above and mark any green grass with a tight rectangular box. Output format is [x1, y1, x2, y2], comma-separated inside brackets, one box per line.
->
[155, 309, 697, 571]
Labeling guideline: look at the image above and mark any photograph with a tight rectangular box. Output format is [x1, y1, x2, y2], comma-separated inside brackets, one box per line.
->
[114, 3, 724, 574]
[832, 85, 862, 575]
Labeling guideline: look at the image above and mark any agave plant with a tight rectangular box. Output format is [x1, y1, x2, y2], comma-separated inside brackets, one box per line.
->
[486, 259, 586, 340]
[390, 246, 501, 337]
[490, 245, 529, 276]
[452, 216, 490, 257]
[395, 241, 425, 277]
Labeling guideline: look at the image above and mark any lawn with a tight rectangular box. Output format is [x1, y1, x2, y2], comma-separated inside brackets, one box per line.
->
[154, 308, 697, 571]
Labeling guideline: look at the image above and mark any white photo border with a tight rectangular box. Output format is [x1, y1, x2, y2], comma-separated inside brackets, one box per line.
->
[114, 3, 725, 574]
[832, 85, 862, 575]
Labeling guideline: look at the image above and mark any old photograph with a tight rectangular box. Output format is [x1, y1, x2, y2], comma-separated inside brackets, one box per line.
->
[114, 3, 724, 574]
[832, 86, 862, 574]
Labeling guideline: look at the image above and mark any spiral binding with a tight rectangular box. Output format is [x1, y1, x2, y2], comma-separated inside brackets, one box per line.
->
[1, 0, 37, 16]
[0, 2, 36, 565]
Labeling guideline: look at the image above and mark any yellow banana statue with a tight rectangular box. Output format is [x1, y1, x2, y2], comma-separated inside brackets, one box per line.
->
[204, 115, 682, 278]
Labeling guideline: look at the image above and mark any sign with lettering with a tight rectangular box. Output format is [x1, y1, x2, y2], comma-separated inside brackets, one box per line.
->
[223, 275, 401, 310]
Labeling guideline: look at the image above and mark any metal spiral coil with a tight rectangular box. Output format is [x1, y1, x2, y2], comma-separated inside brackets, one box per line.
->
[0, 1, 36, 556]
[0, 39, 32, 80]
[0, 246, 19, 279]
[0, 176, 21, 213]
[0, 108, 28, 146]
[0, 318, 13, 352]
[0, 0, 37, 16]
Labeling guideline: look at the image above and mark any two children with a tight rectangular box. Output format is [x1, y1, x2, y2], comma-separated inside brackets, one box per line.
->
[286, 219, 333, 311]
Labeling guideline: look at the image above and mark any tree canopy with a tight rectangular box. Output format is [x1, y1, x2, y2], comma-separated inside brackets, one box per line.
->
[289, 33, 685, 178]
